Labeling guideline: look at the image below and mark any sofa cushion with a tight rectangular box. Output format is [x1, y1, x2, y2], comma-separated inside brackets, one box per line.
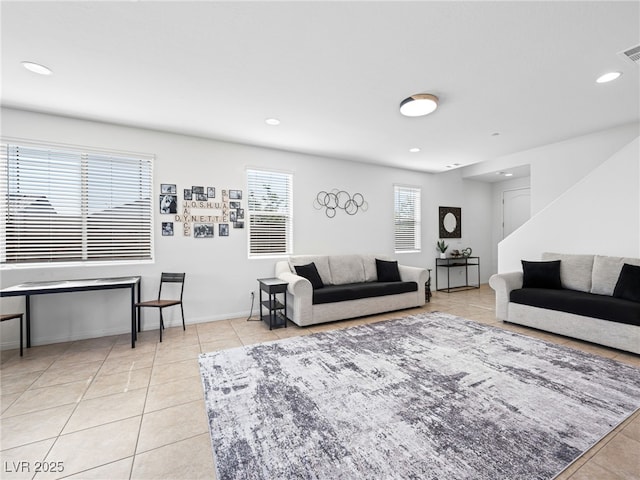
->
[613, 263, 640, 303]
[289, 255, 333, 285]
[521, 260, 562, 289]
[329, 255, 366, 285]
[376, 259, 401, 282]
[591, 255, 640, 296]
[313, 282, 418, 305]
[294, 263, 324, 290]
[510, 288, 640, 327]
[542, 253, 594, 292]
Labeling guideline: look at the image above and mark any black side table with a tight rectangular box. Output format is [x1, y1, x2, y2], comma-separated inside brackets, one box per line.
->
[257, 278, 288, 330]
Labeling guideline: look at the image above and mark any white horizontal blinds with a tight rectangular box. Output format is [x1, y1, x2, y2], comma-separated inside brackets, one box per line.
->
[85, 152, 152, 260]
[394, 185, 421, 252]
[247, 169, 292, 256]
[1, 142, 152, 264]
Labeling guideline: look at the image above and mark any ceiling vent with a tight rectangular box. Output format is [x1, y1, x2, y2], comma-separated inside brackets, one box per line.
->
[618, 44, 640, 65]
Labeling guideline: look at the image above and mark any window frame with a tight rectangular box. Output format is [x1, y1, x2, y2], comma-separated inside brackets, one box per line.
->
[1, 138, 154, 268]
[246, 168, 293, 259]
[393, 184, 422, 253]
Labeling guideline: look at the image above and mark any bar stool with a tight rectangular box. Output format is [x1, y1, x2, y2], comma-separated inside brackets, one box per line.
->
[1, 313, 23, 356]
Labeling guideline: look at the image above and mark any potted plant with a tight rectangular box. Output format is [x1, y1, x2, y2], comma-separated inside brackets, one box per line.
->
[436, 240, 448, 259]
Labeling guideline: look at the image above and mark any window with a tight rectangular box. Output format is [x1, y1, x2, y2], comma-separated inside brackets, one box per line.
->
[247, 169, 292, 257]
[1, 141, 153, 265]
[394, 185, 421, 252]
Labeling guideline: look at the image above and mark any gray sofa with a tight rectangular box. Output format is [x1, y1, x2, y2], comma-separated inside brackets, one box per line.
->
[275, 254, 427, 327]
[489, 252, 640, 354]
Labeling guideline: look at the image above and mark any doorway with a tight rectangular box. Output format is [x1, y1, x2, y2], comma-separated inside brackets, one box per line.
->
[502, 187, 531, 239]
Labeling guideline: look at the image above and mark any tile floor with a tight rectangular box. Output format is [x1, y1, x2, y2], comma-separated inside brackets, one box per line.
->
[1, 284, 639, 479]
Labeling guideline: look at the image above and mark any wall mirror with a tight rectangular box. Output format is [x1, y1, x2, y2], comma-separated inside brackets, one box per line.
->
[439, 206, 461, 238]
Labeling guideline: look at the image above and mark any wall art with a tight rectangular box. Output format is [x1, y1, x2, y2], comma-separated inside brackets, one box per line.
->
[159, 194, 177, 214]
[194, 223, 214, 238]
[162, 222, 174, 236]
[439, 206, 461, 238]
[313, 189, 368, 218]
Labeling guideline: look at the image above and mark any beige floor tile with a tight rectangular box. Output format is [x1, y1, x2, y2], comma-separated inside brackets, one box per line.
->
[62, 388, 147, 434]
[1, 404, 75, 450]
[1, 371, 45, 395]
[63, 457, 133, 479]
[613, 353, 640, 367]
[54, 347, 111, 367]
[84, 367, 152, 400]
[621, 416, 640, 443]
[0, 438, 56, 480]
[98, 351, 155, 376]
[144, 376, 204, 413]
[569, 461, 626, 480]
[2, 380, 88, 418]
[1, 392, 21, 415]
[0, 355, 58, 377]
[66, 335, 119, 352]
[31, 361, 103, 389]
[130, 433, 215, 480]
[200, 337, 243, 353]
[136, 399, 208, 453]
[591, 434, 640, 479]
[196, 326, 240, 343]
[238, 331, 280, 345]
[150, 358, 200, 386]
[35, 416, 141, 479]
[107, 341, 157, 360]
[153, 343, 201, 366]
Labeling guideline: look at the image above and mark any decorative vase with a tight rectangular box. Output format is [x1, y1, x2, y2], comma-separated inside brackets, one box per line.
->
[440, 253, 446, 259]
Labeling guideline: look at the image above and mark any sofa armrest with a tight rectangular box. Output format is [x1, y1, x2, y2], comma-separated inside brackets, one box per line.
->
[489, 272, 523, 320]
[398, 265, 428, 306]
[275, 262, 313, 325]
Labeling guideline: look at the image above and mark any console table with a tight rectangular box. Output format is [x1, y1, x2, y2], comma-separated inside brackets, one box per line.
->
[435, 257, 480, 292]
[257, 278, 288, 330]
[0, 276, 141, 349]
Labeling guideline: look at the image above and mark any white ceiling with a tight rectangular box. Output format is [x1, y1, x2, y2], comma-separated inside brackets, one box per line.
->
[1, 1, 638, 175]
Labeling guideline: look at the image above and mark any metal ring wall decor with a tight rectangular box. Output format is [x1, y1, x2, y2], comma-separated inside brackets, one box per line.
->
[313, 189, 368, 218]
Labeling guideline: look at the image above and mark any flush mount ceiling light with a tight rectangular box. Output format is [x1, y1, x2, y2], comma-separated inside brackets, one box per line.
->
[409, 147, 421, 153]
[596, 71, 622, 83]
[21, 61, 52, 75]
[265, 118, 281, 126]
[399, 93, 439, 117]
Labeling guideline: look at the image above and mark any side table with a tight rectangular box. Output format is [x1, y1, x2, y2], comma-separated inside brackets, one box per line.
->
[257, 278, 288, 330]
[435, 256, 480, 292]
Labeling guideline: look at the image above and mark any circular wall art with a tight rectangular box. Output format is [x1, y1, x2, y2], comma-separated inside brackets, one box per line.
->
[313, 189, 368, 218]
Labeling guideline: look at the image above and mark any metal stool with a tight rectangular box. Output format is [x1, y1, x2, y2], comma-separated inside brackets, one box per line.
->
[1, 313, 23, 356]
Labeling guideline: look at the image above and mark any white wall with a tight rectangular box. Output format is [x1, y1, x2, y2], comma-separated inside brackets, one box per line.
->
[0, 108, 494, 348]
[497, 136, 640, 272]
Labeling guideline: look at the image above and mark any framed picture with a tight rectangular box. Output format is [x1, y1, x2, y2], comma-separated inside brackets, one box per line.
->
[159, 194, 177, 214]
[207, 187, 215, 198]
[194, 223, 214, 238]
[234, 221, 244, 229]
[184, 189, 192, 200]
[439, 206, 461, 238]
[219, 223, 229, 236]
[162, 222, 174, 236]
[196, 193, 208, 201]
[229, 190, 242, 199]
[236, 208, 244, 219]
[230, 211, 237, 222]
[230, 201, 240, 209]
[161, 184, 176, 194]
[192, 186, 204, 194]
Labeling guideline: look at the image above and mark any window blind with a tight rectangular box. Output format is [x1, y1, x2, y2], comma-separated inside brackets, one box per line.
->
[394, 185, 421, 252]
[1, 142, 153, 264]
[247, 169, 292, 257]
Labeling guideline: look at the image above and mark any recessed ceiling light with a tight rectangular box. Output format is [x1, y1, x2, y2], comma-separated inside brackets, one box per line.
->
[265, 118, 280, 126]
[504, 173, 513, 177]
[21, 61, 52, 75]
[399, 93, 439, 117]
[409, 147, 421, 153]
[491, 132, 500, 137]
[596, 72, 622, 83]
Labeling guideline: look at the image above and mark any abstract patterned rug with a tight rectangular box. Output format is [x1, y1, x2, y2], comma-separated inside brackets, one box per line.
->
[199, 312, 640, 480]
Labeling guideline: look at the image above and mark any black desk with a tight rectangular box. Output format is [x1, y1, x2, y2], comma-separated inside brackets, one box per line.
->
[0, 276, 141, 349]
[435, 257, 480, 292]
[257, 278, 288, 330]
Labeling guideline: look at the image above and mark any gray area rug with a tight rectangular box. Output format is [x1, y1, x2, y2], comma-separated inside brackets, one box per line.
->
[199, 312, 640, 480]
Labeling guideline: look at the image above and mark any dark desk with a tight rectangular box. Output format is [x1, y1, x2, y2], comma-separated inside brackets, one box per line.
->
[435, 257, 480, 292]
[0, 276, 141, 349]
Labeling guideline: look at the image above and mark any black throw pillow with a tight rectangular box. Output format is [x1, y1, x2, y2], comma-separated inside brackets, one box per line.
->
[613, 263, 640, 303]
[521, 260, 562, 289]
[294, 263, 324, 289]
[376, 259, 401, 282]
